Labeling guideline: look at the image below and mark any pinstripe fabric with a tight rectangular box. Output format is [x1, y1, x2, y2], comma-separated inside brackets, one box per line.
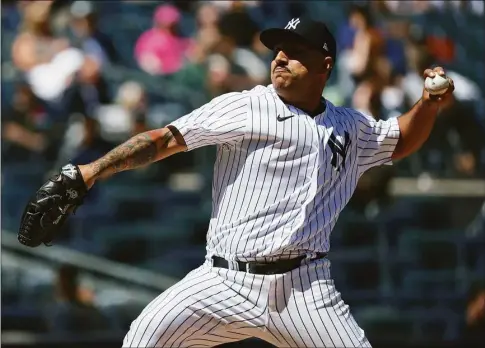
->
[169, 85, 400, 263]
[170, 92, 250, 151]
[123, 259, 371, 347]
[123, 261, 281, 348]
[124, 84, 402, 347]
[266, 258, 371, 348]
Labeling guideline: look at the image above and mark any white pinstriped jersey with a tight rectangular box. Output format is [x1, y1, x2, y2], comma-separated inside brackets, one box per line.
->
[170, 84, 400, 262]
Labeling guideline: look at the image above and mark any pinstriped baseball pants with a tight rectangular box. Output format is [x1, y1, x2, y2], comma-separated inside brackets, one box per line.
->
[123, 258, 371, 347]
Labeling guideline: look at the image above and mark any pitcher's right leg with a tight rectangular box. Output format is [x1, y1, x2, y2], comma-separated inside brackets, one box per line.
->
[123, 265, 227, 347]
[123, 263, 261, 348]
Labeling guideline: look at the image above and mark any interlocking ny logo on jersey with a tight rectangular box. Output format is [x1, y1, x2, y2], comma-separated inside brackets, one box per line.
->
[285, 18, 300, 30]
[328, 131, 351, 172]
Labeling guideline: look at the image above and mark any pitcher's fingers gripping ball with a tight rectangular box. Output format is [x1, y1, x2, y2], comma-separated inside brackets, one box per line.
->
[423, 66, 455, 103]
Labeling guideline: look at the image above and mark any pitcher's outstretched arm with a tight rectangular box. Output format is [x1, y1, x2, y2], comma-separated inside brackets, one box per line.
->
[79, 125, 186, 188]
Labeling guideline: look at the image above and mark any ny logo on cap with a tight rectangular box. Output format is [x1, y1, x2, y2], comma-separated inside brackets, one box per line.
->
[323, 43, 328, 51]
[285, 18, 300, 30]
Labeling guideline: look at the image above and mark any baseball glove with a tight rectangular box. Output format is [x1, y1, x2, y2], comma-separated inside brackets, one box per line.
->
[18, 164, 88, 247]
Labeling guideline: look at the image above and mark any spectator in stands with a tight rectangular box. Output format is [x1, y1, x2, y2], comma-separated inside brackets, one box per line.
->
[11, 0, 110, 173]
[12, 1, 121, 172]
[69, 0, 119, 109]
[65, 81, 148, 182]
[11, 1, 85, 111]
[189, 3, 221, 65]
[222, 1, 273, 66]
[134, 4, 193, 75]
[165, 3, 221, 92]
[2, 83, 48, 163]
[61, 1, 121, 171]
[115, 81, 148, 136]
[62, 81, 147, 186]
[48, 264, 110, 333]
[348, 14, 407, 121]
[381, 18, 409, 79]
[215, 2, 260, 48]
[346, 5, 387, 84]
[337, 4, 389, 103]
[351, 76, 384, 119]
[206, 11, 267, 96]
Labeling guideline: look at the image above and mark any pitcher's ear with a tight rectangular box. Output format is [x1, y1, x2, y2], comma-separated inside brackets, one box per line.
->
[324, 56, 333, 70]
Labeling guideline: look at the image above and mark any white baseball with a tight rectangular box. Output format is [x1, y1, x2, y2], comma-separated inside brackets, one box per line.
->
[424, 74, 450, 95]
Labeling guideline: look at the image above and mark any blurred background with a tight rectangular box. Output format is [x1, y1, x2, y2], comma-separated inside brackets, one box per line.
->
[1, 1, 484, 347]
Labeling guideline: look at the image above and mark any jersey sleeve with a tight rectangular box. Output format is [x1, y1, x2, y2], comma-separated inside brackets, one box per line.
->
[354, 111, 401, 173]
[168, 92, 249, 151]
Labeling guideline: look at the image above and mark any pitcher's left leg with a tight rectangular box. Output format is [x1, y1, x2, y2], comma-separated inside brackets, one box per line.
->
[266, 259, 371, 348]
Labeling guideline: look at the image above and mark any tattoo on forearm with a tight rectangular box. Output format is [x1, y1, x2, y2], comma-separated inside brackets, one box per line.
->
[88, 129, 176, 178]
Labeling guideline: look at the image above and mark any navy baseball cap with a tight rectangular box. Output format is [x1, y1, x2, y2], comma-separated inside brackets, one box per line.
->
[260, 17, 337, 63]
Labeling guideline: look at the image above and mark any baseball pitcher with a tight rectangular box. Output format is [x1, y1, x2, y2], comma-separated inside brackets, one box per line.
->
[18, 18, 454, 347]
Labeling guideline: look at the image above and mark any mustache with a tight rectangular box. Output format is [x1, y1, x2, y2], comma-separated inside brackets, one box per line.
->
[273, 64, 290, 73]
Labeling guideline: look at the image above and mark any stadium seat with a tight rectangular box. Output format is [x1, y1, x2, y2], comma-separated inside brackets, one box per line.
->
[91, 220, 196, 262]
[400, 269, 466, 297]
[141, 245, 206, 278]
[1, 306, 49, 332]
[397, 229, 464, 267]
[406, 307, 460, 342]
[330, 246, 381, 293]
[101, 184, 174, 204]
[336, 217, 380, 247]
[100, 302, 148, 332]
[465, 232, 485, 273]
[354, 306, 414, 342]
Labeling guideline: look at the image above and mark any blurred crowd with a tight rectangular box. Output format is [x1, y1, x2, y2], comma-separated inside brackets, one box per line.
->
[2, 0, 484, 178]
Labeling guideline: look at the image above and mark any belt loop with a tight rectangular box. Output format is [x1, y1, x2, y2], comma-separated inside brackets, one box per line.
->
[246, 263, 251, 273]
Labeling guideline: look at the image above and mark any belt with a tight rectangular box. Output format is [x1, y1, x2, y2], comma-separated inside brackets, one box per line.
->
[211, 252, 327, 275]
